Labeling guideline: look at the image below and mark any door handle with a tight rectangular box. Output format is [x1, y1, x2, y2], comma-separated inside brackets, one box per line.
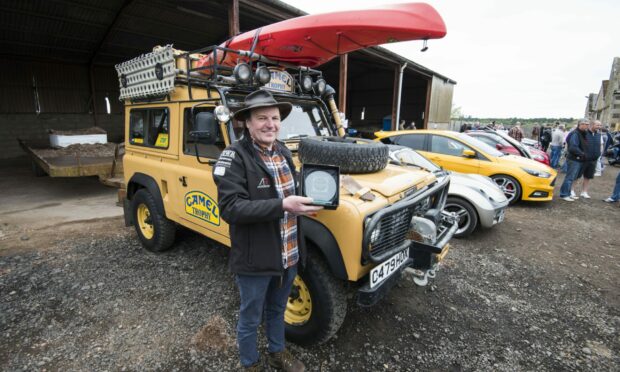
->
[178, 176, 187, 187]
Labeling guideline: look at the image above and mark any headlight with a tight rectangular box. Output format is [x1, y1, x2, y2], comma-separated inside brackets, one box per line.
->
[313, 78, 326, 95]
[233, 63, 251, 84]
[532, 154, 545, 161]
[254, 66, 271, 85]
[214, 105, 231, 122]
[521, 167, 551, 178]
[301, 75, 313, 92]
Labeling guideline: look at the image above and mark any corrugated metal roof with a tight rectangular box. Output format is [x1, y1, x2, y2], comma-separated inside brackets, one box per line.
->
[0, 0, 455, 81]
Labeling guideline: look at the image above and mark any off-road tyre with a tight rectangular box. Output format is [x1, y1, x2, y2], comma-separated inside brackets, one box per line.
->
[285, 249, 347, 345]
[491, 174, 522, 205]
[444, 196, 478, 238]
[131, 189, 176, 252]
[298, 136, 389, 174]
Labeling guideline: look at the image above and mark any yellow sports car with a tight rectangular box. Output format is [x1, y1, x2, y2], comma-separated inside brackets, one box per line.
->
[375, 130, 557, 204]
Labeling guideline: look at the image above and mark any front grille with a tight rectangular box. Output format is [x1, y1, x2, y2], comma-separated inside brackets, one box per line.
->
[368, 207, 413, 259]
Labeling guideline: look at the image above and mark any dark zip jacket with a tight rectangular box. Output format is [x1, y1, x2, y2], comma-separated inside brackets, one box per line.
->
[213, 135, 306, 276]
[566, 130, 587, 162]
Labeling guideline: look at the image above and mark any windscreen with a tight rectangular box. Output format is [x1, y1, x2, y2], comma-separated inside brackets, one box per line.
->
[227, 94, 332, 142]
[278, 100, 331, 140]
[391, 148, 441, 172]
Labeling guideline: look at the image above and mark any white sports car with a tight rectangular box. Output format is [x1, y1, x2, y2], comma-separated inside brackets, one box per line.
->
[389, 146, 509, 238]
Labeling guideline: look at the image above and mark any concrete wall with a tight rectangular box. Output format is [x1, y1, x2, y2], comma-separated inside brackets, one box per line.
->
[1, 113, 123, 159]
[0, 57, 123, 159]
[427, 75, 454, 128]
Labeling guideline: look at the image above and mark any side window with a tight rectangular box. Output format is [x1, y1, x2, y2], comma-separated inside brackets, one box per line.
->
[431, 135, 471, 157]
[395, 134, 426, 150]
[474, 136, 496, 147]
[183, 108, 226, 158]
[129, 108, 169, 148]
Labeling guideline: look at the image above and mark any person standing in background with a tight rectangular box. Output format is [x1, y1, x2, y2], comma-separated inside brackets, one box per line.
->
[559, 119, 589, 201]
[531, 124, 540, 140]
[576, 120, 602, 198]
[508, 122, 524, 142]
[550, 124, 565, 169]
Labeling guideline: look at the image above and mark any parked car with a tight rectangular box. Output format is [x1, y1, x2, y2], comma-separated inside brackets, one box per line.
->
[375, 130, 558, 205]
[467, 130, 550, 166]
[389, 146, 508, 238]
[521, 137, 541, 150]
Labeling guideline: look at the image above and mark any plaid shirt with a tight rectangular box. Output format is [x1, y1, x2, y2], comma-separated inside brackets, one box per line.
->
[253, 143, 298, 269]
[508, 126, 524, 142]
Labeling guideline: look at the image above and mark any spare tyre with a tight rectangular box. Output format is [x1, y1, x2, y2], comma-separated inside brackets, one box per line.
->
[298, 136, 389, 174]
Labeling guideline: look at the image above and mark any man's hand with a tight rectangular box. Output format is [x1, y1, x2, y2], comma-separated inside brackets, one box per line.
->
[282, 196, 323, 216]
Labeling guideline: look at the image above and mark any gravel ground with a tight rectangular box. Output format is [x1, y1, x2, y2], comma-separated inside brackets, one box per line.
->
[1, 168, 619, 371]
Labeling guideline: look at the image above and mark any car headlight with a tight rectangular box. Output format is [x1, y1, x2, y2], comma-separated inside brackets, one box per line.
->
[521, 167, 551, 178]
[532, 154, 545, 161]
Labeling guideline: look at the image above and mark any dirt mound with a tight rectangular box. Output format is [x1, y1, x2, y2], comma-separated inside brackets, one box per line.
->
[191, 315, 236, 354]
[35, 143, 118, 158]
[49, 127, 107, 135]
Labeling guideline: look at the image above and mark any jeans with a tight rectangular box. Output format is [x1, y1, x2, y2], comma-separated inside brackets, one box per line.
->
[560, 160, 583, 197]
[611, 171, 620, 201]
[235, 265, 297, 367]
[550, 145, 562, 169]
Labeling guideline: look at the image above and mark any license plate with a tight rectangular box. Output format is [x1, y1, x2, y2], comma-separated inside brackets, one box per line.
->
[369, 248, 409, 289]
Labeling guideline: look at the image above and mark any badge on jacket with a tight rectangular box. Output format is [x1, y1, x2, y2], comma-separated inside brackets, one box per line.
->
[257, 177, 270, 189]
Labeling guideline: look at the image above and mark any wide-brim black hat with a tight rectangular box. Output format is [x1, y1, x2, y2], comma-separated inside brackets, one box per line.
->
[233, 89, 293, 121]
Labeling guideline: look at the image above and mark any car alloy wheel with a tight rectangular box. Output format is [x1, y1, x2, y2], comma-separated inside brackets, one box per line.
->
[491, 175, 521, 205]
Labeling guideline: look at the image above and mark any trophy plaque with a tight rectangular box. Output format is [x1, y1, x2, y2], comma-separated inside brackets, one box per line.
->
[300, 163, 340, 210]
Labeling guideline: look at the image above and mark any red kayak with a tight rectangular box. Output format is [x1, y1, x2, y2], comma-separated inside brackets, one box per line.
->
[196, 2, 446, 70]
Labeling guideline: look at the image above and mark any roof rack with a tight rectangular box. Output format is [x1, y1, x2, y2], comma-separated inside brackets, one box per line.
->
[115, 44, 324, 101]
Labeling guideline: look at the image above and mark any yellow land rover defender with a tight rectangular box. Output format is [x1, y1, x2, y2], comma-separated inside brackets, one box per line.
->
[117, 45, 457, 345]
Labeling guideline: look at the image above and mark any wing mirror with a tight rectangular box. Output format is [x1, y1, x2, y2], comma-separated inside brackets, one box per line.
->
[190, 112, 217, 145]
[462, 149, 476, 158]
[496, 143, 504, 150]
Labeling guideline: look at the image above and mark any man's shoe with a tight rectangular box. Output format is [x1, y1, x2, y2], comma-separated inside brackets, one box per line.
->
[580, 192, 591, 199]
[561, 197, 574, 202]
[268, 349, 305, 372]
[570, 191, 578, 199]
[603, 197, 618, 203]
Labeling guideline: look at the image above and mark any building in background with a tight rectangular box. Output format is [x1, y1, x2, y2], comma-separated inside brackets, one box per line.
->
[586, 57, 620, 130]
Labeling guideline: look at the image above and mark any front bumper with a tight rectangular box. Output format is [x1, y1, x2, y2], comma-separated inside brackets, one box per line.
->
[521, 175, 556, 202]
[357, 212, 458, 307]
[477, 200, 509, 228]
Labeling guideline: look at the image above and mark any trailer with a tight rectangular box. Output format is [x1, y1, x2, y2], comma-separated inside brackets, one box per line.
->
[18, 139, 125, 188]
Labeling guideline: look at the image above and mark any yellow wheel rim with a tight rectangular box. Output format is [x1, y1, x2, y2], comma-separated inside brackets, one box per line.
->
[136, 203, 154, 239]
[285, 275, 312, 325]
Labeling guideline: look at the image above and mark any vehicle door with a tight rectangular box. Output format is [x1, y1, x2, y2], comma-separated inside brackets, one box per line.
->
[427, 134, 481, 174]
[168, 103, 230, 244]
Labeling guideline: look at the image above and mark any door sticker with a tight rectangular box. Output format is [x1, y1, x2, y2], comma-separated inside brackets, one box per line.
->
[185, 191, 220, 226]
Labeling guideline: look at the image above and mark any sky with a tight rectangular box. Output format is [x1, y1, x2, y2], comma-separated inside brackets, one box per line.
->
[281, 0, 618, 119]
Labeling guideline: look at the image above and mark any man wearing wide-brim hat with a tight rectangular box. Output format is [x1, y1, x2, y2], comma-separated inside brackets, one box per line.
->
[213, 89, 320, 371]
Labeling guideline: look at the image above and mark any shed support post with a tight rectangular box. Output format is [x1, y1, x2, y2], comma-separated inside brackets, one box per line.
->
[89, 65, 98, 127]
[228, 0, 240, 37]
[338, 54, 348, 114]
[424, 78, 432, 129]
[391, 63, 406, 131]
